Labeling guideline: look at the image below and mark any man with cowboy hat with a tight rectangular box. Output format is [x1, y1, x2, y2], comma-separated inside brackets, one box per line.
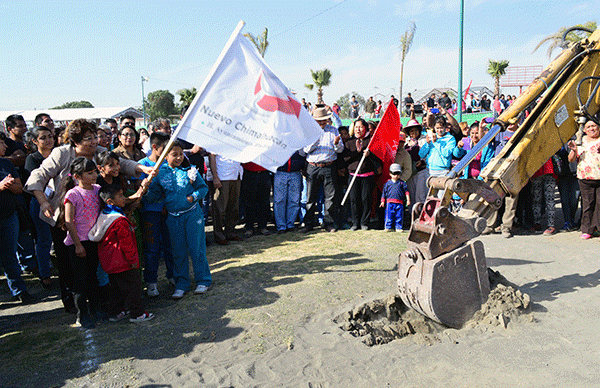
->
[301, 106, 344, 233]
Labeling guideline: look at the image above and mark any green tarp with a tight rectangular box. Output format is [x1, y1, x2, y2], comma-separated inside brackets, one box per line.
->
[340, 112, 493, 128]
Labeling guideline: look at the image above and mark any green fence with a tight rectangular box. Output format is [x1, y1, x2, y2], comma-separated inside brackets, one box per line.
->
[340, 112, 493, 128]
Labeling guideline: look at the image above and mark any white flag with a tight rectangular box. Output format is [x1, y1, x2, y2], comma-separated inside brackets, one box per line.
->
[175, 21, 322, 172]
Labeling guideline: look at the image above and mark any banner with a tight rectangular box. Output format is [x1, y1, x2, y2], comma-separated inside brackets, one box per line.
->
[368, 98, 402, 189]
[174, 21, 323, 172]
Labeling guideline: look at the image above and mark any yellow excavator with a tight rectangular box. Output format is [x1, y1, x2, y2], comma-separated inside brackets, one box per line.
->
[397, 27, 600, 328]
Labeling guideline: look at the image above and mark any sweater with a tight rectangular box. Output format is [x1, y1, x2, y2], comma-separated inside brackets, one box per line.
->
[88, 207, 139, 274]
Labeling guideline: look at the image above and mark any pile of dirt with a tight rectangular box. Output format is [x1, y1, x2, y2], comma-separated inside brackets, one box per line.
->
[333, 294, 445, 346]
[465, 269, 532, 329]
[336, 269, 532, 346]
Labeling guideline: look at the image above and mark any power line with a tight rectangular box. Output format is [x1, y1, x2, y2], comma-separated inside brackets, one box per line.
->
[273, 0, 350, 38]
[149, 0, 350, 82]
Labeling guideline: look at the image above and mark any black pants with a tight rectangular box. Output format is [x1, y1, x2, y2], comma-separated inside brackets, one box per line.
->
[108, 268, 144, 318]
[50, 226, 75, 311]
[579, 179, 600, 234]
[67, 240, 99, 322]
[350, 175, 375, 228]
[305, 164, 338, 227]
[242, 170, 271, 231]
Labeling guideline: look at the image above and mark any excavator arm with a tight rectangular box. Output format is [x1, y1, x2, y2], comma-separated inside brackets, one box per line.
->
[398, 28, 600, 328]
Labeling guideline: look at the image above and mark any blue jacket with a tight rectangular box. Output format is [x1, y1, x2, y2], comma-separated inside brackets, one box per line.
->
[418, 133, 456, 171]
[145, 164, 208, 214]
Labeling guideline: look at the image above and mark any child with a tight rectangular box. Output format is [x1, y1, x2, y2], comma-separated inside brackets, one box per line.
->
[418, 116, 457, 178]
[138, 132, 175, 296]
[95, 150, 144, 310]
[145, 140, 211, 299]
[60, 157, 102, 329]
[380, 163, 410, 232]
[88, 184, 154, 323]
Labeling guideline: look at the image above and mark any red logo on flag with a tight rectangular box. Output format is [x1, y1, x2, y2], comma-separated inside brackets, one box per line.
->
[254, 72, 301, 117]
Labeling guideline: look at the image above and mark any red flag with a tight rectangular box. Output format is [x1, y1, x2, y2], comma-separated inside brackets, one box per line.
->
[368, 98, 402, 190]
[463, 79, 473, 101]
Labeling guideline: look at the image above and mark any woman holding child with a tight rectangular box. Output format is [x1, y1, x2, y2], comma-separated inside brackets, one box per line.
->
[24, 119, 153, 314]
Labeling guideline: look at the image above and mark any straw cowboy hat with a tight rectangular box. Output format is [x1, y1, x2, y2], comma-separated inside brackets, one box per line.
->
[312, 107, 332, 121]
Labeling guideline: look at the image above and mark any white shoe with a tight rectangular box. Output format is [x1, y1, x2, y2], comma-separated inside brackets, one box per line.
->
[194, 284, 209, 294]
[172, 289, 185, 300]
[147, 283, 159, 297]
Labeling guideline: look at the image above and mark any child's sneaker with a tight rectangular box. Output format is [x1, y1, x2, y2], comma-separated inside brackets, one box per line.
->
[384, 228, 393, 232]
[396, 229, 405, 232]
[109, 310, 130, 322]
[172, 289, 185, 300]
[194, 284, 209, 294]
[147, 283, 159, 297]
[129, 312, 155, 323]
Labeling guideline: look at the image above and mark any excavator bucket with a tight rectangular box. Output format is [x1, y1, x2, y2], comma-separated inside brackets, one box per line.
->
[397, 190, 493, 328]
[397, 239, 490, 328]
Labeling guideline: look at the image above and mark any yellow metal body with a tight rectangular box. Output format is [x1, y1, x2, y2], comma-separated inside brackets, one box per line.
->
[398, 29, 600, 328]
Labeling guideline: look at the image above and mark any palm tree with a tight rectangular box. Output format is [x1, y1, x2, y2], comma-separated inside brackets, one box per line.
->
[487, 59, 510, 96]
[244, 27, 269, 58]
[177, 87, 197, 107]
[398, 21, 416, 115]
[534, 21, 597, 59]
[304, 69, 332, 105]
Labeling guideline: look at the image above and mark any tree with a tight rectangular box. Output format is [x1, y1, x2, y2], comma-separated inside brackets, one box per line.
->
[146, 90, 177, 121]
[534, 21, 597, 59]
[335, 93, 366, 119]
[304, 69, 332, 105]
[487, 59, 510, 96]
[51, 101, 94, 109]
[177, 87, 198, 108]
[244, 27, 269, 58]
[398, 21, 416, 115]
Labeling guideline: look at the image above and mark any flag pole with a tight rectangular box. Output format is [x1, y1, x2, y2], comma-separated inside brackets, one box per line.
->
[150, 20, 246, 178]
[341, 151, 368, 206]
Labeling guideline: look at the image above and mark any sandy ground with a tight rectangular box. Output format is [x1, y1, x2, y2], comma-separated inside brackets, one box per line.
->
[2, 225, 600, 388]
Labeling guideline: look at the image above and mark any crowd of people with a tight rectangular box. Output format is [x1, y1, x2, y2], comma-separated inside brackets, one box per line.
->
[1, 96, 599, 329]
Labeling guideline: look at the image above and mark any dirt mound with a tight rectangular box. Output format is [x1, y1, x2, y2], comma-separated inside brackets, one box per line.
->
[336, 270, 532, 346]
[334, 294, 446, 346]
[465, 269, 532, 329]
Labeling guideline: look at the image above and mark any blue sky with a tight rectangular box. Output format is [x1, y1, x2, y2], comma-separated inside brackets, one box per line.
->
[0, 0, 597, 111]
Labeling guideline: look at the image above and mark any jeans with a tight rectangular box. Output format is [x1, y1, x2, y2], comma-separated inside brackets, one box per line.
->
[16, 196, 36, 272]
[385, 202, 404, 230]
[273, 171, 302, 231]
[142, 210, 174, 284]
[29, 198, 53, 279]
[304, 164, 337, 227]
[242, 170, 271, 231]
[557, 174, 580, 228]
[0, 212, 27, 296]
[166, 205, 212, 291]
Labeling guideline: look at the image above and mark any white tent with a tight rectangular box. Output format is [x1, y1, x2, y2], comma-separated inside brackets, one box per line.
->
[1, 107, 148, 126]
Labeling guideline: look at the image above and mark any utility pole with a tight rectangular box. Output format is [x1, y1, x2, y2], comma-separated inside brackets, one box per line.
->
[457, 0, 464, 122]
[141, 76, 149, 126]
